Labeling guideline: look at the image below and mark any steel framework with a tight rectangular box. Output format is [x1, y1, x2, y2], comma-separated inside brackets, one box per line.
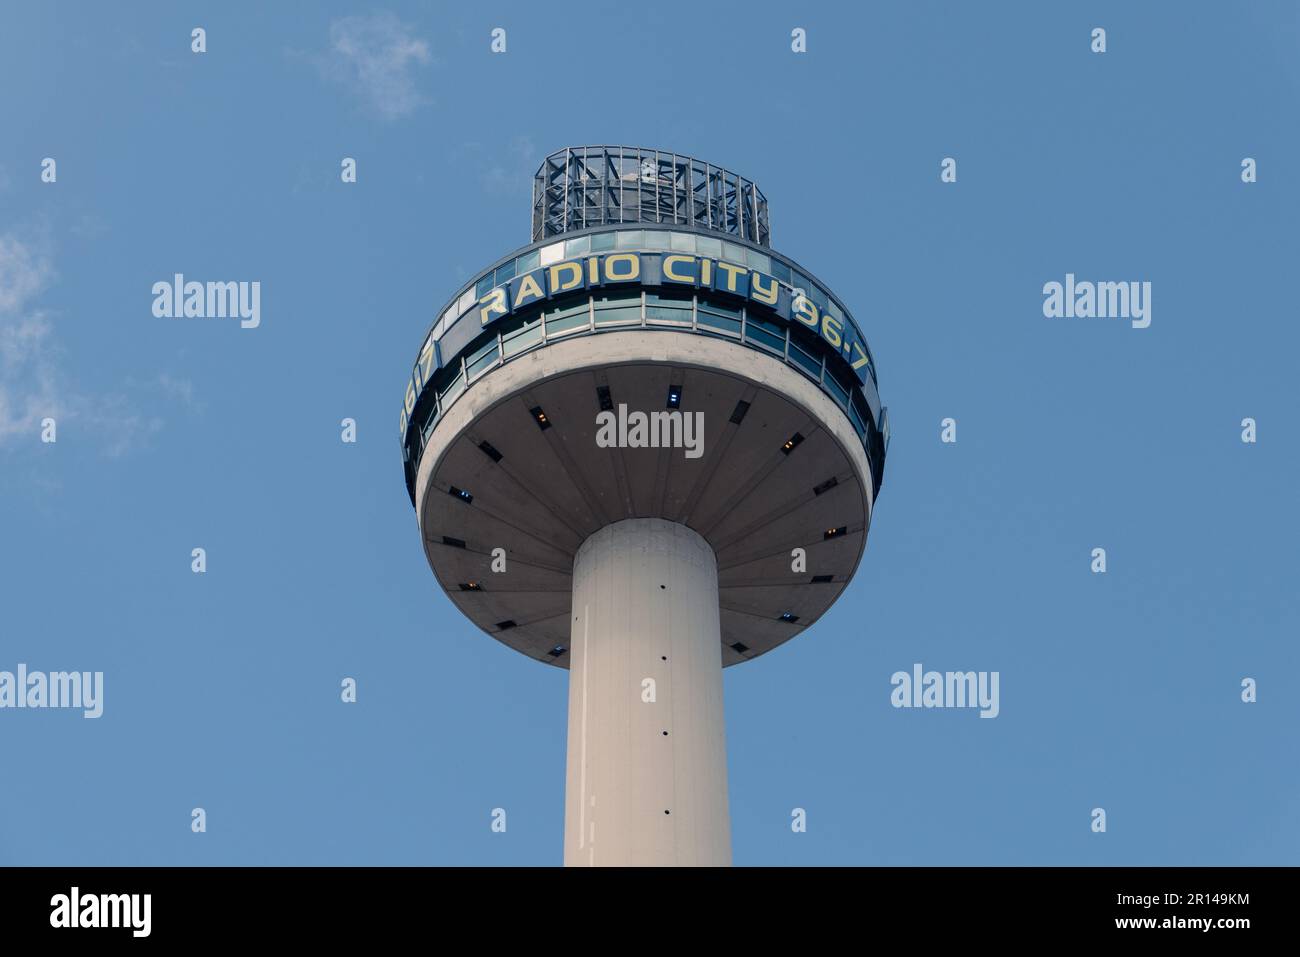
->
[532, 146, 771, 247]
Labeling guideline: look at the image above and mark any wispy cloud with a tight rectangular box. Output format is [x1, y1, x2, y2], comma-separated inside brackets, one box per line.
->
[0, 231, 61, 443]
[0, 228, 176, 455]
[323, 12, 432, 120]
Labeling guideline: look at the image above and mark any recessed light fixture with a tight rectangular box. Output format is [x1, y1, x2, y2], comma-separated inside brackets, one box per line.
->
[730, 641, 750, 653]
[496, 619, 517, 630]
[442, 536, 466, 549]
[779, 612, 799, 623]
[459, 582, 482, 592]
[729, 400, 750, 424]
[666, 386, 682, 409]
[824, 526, 846, 540]
[548, 645, 567, 657]
[813, 476, 838, 496]
[448, 485, 473, 504]
[781, 432, 804, 454]
[478, 440, 503, 463]
[811, 574, 834, 583]
[597, 385, 613, 411]
[530, 406, 551, 430]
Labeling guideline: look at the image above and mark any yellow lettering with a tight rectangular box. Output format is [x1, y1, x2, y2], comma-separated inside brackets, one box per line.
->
[548, 260, 584, 293]
[478, 287, 508, 326]
[418, 338, 436, 385]
[821, 314, 843, 349]
[715, 261, 746, 291]
[700, 259, 712, 285]
[663, 254, 698, 284]
[513, 271, 545, 309]
[587, 257, 599, 284]
[793, 294, 819, 328]
[405, 379, 416, 414]
[750, 272, 778, 305]
[851, 342, 871, 371]
[603, 253, 640, 282]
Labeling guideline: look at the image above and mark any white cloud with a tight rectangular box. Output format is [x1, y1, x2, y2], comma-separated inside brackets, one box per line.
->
[0, 229, 178, 454]
[326, 12, 431, 120]
[0, 233, 52, 315]
[0, 233, 61, 443]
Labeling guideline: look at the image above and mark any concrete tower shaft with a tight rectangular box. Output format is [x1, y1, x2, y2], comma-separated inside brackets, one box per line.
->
[564, 519, 730, 867]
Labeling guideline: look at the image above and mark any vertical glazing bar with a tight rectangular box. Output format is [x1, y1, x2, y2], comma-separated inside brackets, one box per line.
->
[705, 163, 712, 230]
[671, 153, 678, 228]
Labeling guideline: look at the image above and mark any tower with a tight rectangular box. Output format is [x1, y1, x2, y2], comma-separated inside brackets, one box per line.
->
[400, 147, 888, 866]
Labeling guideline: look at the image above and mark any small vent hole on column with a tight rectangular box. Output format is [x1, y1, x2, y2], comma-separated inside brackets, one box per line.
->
[664, 810, 671, 815]
[661, 656, 667, 661]
[662, 731, 669, 736]
[659, 584, 666, 590]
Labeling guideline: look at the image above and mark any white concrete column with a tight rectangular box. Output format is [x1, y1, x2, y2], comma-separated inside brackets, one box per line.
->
[564, 518, 732, 867]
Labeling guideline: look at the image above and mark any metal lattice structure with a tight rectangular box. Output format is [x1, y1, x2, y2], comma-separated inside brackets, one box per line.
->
[532, 146, 771, 247]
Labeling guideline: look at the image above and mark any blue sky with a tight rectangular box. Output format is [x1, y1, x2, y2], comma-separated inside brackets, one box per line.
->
[1, 1, 1297, 866]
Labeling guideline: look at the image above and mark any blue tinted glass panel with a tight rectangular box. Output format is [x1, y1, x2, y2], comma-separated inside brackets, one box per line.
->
[789, 340, 822, 378]
[696, 311, 739, 335]
[824, 371, 849, 406]
[698, 296, 741, 319]
[745, 315, 785, 353]
[502, 321, 542, 358]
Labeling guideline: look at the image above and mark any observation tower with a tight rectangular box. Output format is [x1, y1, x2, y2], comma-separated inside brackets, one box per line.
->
[399, 147, 889, 866]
